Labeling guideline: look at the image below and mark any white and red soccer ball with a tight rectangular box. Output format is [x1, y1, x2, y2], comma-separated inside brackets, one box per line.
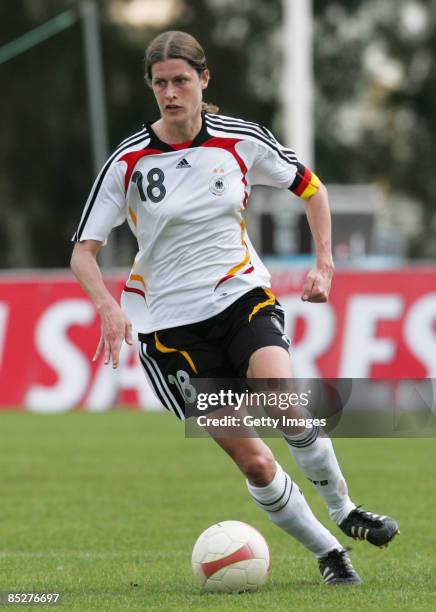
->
[191, 520, 271, 593]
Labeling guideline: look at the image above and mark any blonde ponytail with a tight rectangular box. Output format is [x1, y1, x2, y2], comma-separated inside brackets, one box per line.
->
[202, 101, 220, 114]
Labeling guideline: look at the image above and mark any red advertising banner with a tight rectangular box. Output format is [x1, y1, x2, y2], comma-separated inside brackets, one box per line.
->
[0, 268, 435, 411]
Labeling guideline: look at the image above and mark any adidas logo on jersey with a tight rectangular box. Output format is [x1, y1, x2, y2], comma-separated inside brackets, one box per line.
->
[176, 158, 191, 169]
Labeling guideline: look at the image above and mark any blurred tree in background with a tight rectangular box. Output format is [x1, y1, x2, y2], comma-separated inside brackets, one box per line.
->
[0, 0, 435, 267]
[313, 0, 436, 258]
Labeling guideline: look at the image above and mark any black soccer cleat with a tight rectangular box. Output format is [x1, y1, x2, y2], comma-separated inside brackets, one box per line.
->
[318, 548, 362, 585]
[339, 506, 399, 547]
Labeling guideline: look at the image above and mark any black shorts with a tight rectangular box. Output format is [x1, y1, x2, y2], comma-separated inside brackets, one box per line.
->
[137, 287, 290, 419]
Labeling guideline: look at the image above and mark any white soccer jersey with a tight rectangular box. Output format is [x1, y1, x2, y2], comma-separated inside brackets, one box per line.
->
[73, 113, 320, 333]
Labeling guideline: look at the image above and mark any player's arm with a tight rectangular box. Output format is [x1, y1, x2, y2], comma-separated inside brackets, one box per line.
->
[301, 182, 334, 302]
[288, 164, 334, 302]
[246, 131, 334, 302]
[70, 240, 132, 368]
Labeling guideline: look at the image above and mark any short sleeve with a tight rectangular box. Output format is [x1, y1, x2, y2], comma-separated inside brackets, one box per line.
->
[72, 157, 126, 244]
[248, 126, 321, 200]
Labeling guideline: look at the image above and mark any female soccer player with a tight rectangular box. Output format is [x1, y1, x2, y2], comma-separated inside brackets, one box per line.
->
[71, 31, 398, 585]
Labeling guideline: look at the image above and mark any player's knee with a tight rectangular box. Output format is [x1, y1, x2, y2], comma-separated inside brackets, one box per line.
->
[241, 452, 276, 486]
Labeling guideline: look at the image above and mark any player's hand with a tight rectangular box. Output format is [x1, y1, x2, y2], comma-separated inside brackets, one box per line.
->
[301, 264, 334, 303]
[92, 301, 133, 368]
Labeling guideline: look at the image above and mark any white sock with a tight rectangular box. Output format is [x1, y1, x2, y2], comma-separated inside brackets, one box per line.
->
[247, 462, 342, 557]
[285, 428, 355, 524]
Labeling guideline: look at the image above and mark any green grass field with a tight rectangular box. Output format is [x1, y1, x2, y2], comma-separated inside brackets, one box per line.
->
[1, 411, 435, 611]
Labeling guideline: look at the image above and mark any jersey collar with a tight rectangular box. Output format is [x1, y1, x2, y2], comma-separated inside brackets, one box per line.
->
[145, 113, 210, 151]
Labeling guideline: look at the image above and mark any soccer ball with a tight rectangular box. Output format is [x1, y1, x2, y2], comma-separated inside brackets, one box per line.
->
[191, 520, 271, 593]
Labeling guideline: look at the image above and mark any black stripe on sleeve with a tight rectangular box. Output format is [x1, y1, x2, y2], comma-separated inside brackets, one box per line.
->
[74, 131, 149, 241]
[205, 116, 297, 165]
[117, 126, 148, 147]
[207, 114, 278, 145]
[205, 114, 295, 155]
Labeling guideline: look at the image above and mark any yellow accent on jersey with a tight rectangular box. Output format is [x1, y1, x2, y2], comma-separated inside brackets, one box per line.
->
[129, 274, 146, 288]
[223, 219, 250, 277]
[154, 332, 198, 374]
[129, 207, 137, 226]
[226, 249, 250, 277]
